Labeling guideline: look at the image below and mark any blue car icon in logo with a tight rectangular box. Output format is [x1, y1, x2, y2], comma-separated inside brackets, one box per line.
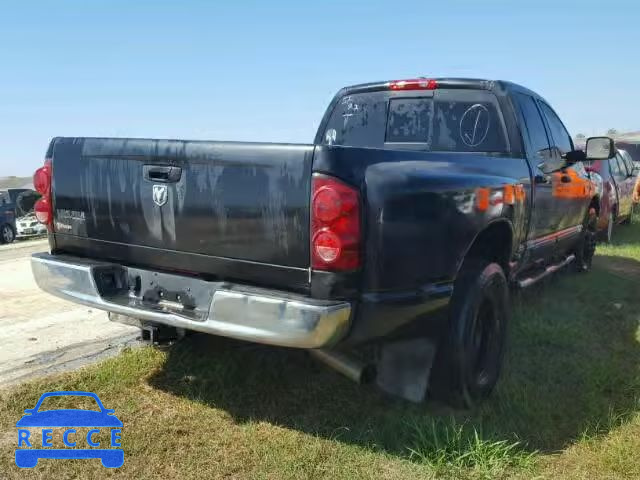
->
[15, 391, 123, 468]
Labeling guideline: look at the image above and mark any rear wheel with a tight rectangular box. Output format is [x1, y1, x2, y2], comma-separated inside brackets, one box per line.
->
[0, 224, 15, 244]
[431, 260, 509, 408]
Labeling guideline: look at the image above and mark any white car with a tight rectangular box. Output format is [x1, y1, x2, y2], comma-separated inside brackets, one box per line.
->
[16, 213, 47, 238]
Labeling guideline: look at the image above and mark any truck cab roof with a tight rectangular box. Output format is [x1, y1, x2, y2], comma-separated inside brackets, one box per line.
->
[339, 77, 549, 104]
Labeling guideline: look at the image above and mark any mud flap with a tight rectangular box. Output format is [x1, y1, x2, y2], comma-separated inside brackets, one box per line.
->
[375, 337, 437, 403]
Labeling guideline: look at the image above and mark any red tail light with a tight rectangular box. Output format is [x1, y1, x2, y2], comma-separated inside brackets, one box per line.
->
[34, 159, 52, 195]
[33, 159, 53, 229]
[311, 175, 360, 271]
[34, 196, 52, 225]
[388, 78, 437, 91]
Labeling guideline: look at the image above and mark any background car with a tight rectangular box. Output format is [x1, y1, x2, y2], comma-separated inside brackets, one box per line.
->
[584, 149, 638, 242]
[16, 213, 47, 239]
[619, 149, 640, 182]
[615, 135, 640, 170]
[1, 189, 44, 241]
[0, 190, 17, 244]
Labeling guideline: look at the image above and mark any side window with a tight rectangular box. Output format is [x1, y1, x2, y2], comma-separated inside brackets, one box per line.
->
[609, 156, 623, 177]
[538, 102, 573, 155]
[615, 154, 629, 177]
[620, 151, 634, 175]
[513, 93, 550, 161]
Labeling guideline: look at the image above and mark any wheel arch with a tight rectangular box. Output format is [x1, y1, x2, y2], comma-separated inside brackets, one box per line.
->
[455, 218, 514, 279]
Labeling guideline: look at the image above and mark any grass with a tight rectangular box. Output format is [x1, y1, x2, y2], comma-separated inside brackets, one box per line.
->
[1, 218, 640, 479]
[596, 216, 640, 282]
[406, 419, 536, 478]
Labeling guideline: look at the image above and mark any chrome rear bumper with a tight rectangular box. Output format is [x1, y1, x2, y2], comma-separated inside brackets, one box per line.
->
[31, 253, 351, 349]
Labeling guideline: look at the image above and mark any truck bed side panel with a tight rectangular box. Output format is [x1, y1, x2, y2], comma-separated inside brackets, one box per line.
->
[312, 146, 532, 292]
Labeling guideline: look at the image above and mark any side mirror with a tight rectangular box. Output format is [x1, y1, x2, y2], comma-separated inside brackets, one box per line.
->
[585, 137, 616, 160]
[633, 166, 640, 176]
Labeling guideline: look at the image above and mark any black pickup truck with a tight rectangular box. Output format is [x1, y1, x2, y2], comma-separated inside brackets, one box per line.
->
[31, 78, 616, 407]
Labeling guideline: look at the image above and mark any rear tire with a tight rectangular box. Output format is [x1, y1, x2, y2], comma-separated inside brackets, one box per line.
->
[0, 224, 15, 244]
[431, 260, 509, 408]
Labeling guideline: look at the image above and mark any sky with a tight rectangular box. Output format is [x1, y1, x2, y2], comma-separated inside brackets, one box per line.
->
[0, 0, 639, 176]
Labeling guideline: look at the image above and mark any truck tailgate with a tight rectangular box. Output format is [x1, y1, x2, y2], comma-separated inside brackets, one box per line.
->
[51, 138, 313, 288]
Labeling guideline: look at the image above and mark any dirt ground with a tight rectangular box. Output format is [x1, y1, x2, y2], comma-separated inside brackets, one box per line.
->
[0, 239, 139, 387]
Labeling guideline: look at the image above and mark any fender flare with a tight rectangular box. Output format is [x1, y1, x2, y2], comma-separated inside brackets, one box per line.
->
[454, 217, 515, 280]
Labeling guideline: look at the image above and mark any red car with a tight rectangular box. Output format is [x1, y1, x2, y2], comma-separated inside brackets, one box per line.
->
[585, 148, 637, 242]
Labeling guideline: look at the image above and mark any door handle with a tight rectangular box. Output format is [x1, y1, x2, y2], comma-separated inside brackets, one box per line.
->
[143, 165, 182, 183]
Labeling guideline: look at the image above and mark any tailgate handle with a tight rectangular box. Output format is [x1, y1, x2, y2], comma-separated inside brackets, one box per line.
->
[144, 165, 182, 183]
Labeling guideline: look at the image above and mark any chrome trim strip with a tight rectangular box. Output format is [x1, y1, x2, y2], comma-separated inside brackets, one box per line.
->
[526, 224, 583, 249]
[31, 253, 351, 349]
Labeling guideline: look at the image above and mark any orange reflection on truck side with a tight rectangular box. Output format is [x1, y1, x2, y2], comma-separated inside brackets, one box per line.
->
[552, 170, 595, 199]
[475, 188, 490, 211]
[475, 184, 526, 212]
[503, 184, 515, 205]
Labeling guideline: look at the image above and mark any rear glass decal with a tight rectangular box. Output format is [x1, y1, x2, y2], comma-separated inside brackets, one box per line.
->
[459, 104, 490, 147]
[325, 128, 337, 145]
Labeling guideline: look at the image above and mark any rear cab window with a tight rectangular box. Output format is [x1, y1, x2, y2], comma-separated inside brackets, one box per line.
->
[322, 89, 509, 154]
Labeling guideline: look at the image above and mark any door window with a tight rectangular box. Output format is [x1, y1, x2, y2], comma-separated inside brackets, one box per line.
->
[616, 153, 630, 176]
[513, 93, 551, 162]
[619, 151, 634, 176]
[538, 102, 573, 155]
[620, 154, 632, 177]
[610, 155, 624, 178]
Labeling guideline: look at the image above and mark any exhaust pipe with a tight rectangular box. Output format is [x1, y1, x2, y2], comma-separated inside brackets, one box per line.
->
[310, 349, 375, 384]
